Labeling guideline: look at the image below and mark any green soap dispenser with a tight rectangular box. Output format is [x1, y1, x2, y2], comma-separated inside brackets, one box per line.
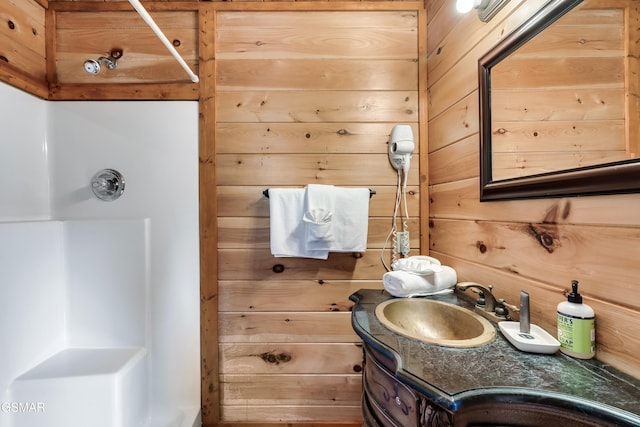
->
[557, 280, 595, 359]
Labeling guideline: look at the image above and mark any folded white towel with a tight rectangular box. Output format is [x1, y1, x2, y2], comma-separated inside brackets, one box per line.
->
[303, 184, 336, 251]
[391, 256, 443, 275]
[382, 266, 457, 297]
[269, 188, 328, 259]
[322, 187, 370, 253]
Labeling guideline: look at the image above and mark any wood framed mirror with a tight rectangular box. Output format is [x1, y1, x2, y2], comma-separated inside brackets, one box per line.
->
[479, 0, 640, 201]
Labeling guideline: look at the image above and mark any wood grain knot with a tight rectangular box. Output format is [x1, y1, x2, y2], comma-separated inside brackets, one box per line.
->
[8, 21, 15, 30]
[272, 264, 285, 273]
[260, 351, 292, 365]
[528, 224, 560, 254]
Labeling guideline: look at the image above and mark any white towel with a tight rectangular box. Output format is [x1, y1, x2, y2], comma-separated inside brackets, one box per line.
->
[382, 267, 457, 298]
[330, 187, 370, 252]
[268, 188, 328, 259]
[303, 184, 336, 251]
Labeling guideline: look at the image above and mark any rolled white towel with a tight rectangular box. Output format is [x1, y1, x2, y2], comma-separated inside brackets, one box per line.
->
[382, 267, 457, 297]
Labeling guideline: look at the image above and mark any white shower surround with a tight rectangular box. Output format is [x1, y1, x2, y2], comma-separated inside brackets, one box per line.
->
[0, 82, 201, 427]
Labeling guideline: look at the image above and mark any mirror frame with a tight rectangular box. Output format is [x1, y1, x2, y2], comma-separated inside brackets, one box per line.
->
[478, 0, 640, 201]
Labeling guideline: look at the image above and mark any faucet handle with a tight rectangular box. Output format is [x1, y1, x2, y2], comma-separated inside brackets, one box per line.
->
[499, 299, 520, 313]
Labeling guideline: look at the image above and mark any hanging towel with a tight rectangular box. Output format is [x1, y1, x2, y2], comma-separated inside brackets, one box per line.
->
[304, 186, 369, 253]
[303, 184, 336, 251]
[268, 188, 329, 259]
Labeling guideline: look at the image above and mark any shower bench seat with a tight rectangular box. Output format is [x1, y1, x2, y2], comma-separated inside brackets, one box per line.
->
[10, 347, 147, 427]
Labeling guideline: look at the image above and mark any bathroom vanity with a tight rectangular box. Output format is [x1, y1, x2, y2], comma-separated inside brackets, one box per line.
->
[350, 289, 640, 427]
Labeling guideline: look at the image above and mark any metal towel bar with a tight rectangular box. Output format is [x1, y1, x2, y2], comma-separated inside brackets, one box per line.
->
[263, 188, 376, 198]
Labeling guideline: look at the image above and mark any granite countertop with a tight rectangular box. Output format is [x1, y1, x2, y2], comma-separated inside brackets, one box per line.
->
[350, 288, 640, 424]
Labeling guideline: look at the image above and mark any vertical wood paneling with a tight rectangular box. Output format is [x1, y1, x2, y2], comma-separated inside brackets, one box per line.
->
[213, 5, 422, 424]
[199, 3, 219, 424]
[427, 0, 640, 379]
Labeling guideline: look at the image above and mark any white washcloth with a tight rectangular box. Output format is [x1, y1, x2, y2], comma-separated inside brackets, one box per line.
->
[382, 266, 457, 297]
[268, 188, 328, 259]
[303, 184, 336, 251]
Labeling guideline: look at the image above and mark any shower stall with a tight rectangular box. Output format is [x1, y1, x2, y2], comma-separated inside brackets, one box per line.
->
[0, 82, 201, 427]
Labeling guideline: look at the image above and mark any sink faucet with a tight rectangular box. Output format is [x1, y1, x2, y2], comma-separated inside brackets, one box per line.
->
[456, 282, 516, 321]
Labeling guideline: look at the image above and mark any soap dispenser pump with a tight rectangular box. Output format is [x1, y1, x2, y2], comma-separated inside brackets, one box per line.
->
[557, 280, 595, 359]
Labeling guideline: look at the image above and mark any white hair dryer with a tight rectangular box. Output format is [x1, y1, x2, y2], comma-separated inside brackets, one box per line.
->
[388, 125, 414, 175]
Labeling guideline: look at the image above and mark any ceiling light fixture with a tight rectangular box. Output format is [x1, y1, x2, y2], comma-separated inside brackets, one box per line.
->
[456, 0, 510, 22]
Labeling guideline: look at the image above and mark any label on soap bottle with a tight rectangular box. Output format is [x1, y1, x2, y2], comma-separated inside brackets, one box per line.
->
[557, 313, 595, 355]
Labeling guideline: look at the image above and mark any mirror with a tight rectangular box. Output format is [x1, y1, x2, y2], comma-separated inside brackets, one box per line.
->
[479, 0, 640, 201]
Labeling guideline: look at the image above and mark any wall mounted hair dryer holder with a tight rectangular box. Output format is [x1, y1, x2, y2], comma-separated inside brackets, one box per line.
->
[388, 125, 414, 173]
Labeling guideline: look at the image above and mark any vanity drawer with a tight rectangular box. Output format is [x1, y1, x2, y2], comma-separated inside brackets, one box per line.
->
[363, 350, 418, 427]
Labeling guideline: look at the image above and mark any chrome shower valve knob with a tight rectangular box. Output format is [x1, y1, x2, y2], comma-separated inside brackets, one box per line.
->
[91, 169, 125, 201]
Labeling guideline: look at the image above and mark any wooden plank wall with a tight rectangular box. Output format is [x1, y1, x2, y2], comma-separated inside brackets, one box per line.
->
[427, 0, 640, 380]
[211, 4, 425, 424]
[0, 0, 47, 97]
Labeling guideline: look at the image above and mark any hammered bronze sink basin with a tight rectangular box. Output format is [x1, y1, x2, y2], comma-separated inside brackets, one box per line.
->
[375, 298, 496, 348]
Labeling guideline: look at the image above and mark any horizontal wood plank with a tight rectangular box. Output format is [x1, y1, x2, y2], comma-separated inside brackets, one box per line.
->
[216, 185, 420, 217]
[217, 217, 419, 249]
[218, 249, 389, 281]
[490, 88, 624, 121]
[216, 10, 418, 30]
[219, 280, 383, 312]
[428, 134, 478, 185]
[216, 90, 419, 123]
[220, 374, 362, 405]
[429, 177, 640, 227]
[219, 343, 364, 374]
[492, 150, 631, 180]
[514, 21, 623, 58]
[220, 405, 362, 424]
[216, 122, 420, 154]
[492, 57, 623, 89]
[428, 91, 478, 153]
[219, 312, 358, 342]
[216, 11, 417, 60]
[217, 59, 418, 91]
[48, 82, 198, 100]
[215, 154, 420, 186]
[55, 10, 198, 29]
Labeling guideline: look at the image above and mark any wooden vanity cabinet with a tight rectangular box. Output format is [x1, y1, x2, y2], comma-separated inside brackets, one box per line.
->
[362, 345, 453, 427]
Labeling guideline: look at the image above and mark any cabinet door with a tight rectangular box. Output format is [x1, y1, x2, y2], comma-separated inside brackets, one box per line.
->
[363, 350, 419, 427]
[363, 391, 401, 427]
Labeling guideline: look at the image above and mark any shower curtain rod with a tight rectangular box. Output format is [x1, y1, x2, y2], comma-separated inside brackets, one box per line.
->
[127, 0, 200, 83]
